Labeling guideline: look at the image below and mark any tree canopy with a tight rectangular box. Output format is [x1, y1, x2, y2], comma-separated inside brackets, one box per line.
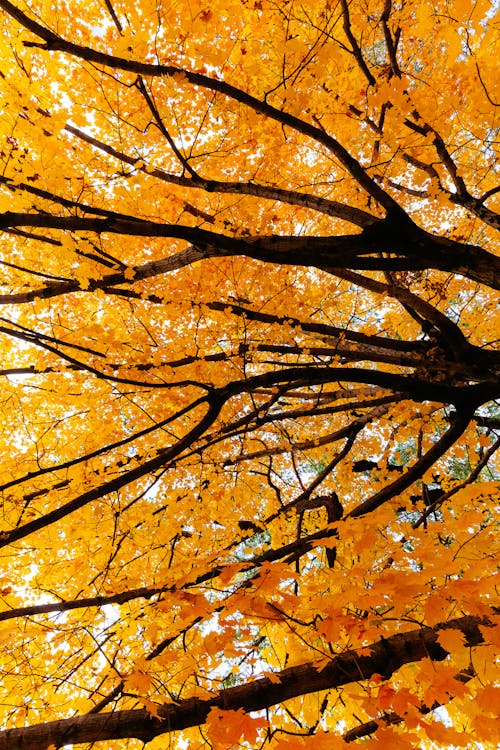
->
[0, 0, 498, 748]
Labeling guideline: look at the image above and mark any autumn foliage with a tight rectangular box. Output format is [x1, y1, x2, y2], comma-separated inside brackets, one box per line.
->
[0, 0, 498, 747]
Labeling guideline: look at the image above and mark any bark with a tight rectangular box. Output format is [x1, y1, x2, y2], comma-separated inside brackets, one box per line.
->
[0, 211, 498, 294]
[0, 613, 492, 749]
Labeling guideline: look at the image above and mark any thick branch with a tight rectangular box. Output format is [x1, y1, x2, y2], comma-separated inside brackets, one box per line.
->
[0, 613, 493, 749]
[0, 213, 499, 296]
[348, 404, 475, 517]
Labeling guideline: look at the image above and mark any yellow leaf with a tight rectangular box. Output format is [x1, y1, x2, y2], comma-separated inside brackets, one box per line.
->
[140, 697, 162, 720]
[123, 670, 153, 696]
[262, 670, 281, 684]
[206, 707, 267, 749]
[423, 719, 470, 746]
[436, 628, 467, 653]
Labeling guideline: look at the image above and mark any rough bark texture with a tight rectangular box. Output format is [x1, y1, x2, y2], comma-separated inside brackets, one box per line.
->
[0, 614, 491, 749]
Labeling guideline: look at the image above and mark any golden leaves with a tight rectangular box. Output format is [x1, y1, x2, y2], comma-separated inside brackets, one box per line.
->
[0, 0, 498, 748]
[206, 707, 268, 749]
[123, 668, 154, 696]
[436, 628, 467, 654]
[273, 730, 349, 749]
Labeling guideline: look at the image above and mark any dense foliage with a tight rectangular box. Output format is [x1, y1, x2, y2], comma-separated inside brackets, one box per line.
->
[0, 0, 498, 747]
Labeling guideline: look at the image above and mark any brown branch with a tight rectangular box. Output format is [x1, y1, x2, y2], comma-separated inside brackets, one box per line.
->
[205, 300, 426, 354]
[0, 390, 211, 495]
[0, 323, 198, 389]
[135, 75, 201, 179]
[0, 173, 151, 224]
[475, 62, 499, 106]
[343, 666, 474, 742]
[0, 612, 493, 749]
[242, 341, 426, 368]
[102, 0, 123, 33]
[380, 0, 401, 77]
[0, 395, 219, 548]
[402, 120, 500, 231]
[327, 268, 474, 364]
[225, 402, 388, 465]
[1, 366, 491, 547]
[0, 585, 165, 622]
[413, 434, 500, 528]
[339, 0, 376, 86]
[1, 211, 500, 295]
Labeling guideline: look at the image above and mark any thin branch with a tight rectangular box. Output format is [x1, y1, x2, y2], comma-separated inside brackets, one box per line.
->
[0, 396, 220, 548]
[102, 0, 123, 33]
[0, 0, 398, 211]
[339, 0, 376, 86]
[64, 123, 377, 227]
[348, 405, 476, 517]
[413, 434, 500, 528]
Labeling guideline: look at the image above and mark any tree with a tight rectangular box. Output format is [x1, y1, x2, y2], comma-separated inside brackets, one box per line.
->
[0, 0, 498, 747]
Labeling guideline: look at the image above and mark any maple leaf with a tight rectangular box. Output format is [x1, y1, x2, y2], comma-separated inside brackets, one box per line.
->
[274, 732, 348, 748]
[206, 707, 268, 748]
[123, 670, 153, 695]
[436, 628, 467, 653]
[362, 727, 420, 749]
[423, 720, 470, 746]
[140, 697, 163, 720]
